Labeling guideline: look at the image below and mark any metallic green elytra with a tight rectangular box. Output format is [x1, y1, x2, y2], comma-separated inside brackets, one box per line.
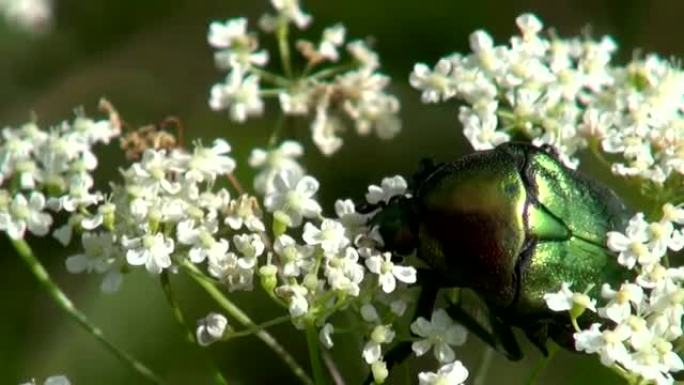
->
[373, 142, 632, 357]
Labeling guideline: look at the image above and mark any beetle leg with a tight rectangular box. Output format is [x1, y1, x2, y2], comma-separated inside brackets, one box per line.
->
[522, 322, 550, 356]
[444, 291, 523, 361]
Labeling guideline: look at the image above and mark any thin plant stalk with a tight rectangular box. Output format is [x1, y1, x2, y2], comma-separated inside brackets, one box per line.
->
[306, 323, 328, 385]
[12, 238, 166, 385]
[524, 343, 560, 385]
[183, 262, 314, 385]
[321, 349, 345, 385]
[225, 315, 291, 339]
[277, 19, 293, 78]
[473, 346, 495, 385]
[159, 271, 229, 385]
[160, 271, 195, 343]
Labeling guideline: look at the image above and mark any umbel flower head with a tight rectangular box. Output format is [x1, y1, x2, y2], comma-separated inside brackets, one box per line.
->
[0, 102, 119, 242]
[207, 0, 402, 155]
[410, 13, 684, 187]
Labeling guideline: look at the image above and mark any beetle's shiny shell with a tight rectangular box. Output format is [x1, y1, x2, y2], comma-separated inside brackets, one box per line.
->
[414, 143, 631, 319]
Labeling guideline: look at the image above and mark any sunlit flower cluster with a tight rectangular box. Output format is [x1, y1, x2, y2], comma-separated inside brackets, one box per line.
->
[410, 13, 684, 187]
[208, 0, 401, 155]
[20, 375, 70, 385]
[545, 203, 684, 385]
[56, 119, 422, 374]
[0, 102, 119, 242]
[262, 172, 418, 327]
[1, 0, 53, 34]
[66, 138, 262, 293]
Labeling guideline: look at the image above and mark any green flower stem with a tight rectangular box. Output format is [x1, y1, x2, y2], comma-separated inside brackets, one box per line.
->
[183, 262, 314, 385]
[259, 89, 286, 97]
[305, 322, 328, 385]
[268, 115, 287, 149]
[321, 348, 345, 385]
[523, 343, 559, 385]
[277, 20, 293, 78]
[309, 63, 357, 81]
[473, 346, 495, 385]
[605, 364, 640, 385]
[160, 271, 194, 343]
[225, 315, 291, 339]
[159, 272, 229, 385]
[250, 67, 291, 87]
[11, 238, 166, 385]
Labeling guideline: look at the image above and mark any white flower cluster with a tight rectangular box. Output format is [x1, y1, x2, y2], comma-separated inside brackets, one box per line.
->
[263, 172, 417, 323]
[246, 150, 424, 380]
[1, 0, 53, 34]
[545, 203, 684, 385]
[410, 13, 684, 185]
[68, 139, 265, 293]
[20, 375, 70, 385]
[208, 0, 401, 155]
[0, 104, 119, 242]
[357, 307, 468, 385]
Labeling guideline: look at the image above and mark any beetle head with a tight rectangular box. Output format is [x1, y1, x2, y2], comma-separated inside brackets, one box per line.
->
[370, 195, 419, 255]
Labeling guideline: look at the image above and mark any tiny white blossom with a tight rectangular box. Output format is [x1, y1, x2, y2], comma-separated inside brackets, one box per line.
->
[319, 323, 334, 348]
[123, 233, 175, 274]
[347, 40, 380, 70]
[196, 312, 229, 346]
[363, 324, 395, 364]
[418, 361, 469, 385]
[365, 175, 407, 205]
[249, 141, 304, 194]
[209, 69, 264, 123]
[208, 18, 248, 48]
[274, 234, 313, 277]
[599, 283, 644, 323]
[233, 233, 265, 269]
[208, 251, 254, 291]
[371, 361, 389, 384]
[365, 252, 417, 293]
[264, 171, 321, 227]
[303, 219, 350, 255]
[411, 309, 468, 363]
[462, 111, 510, 150]
[318, 24, 346, 61]
[278, 86, 312, 116]
[276, 284, 310, 318]
[66, 232, 117, 275]
[543, 282, 596, 313]
[178, 139, 236, 183]
[409, 60, 456, 103]
[271, 0, 311, 29]
[0, 192, 53, 239]
[223, 194, 265, 232]
[607, 213, 653, 268]
[360, 303, 380, 323]
[324, 247, 364, 296]
[311, 108, 344, 156]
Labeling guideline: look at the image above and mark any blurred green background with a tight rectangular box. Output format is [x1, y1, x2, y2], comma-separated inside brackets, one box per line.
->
[1, 0, 682, 384]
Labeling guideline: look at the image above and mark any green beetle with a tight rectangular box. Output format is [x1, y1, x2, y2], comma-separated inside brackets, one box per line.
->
[372, 142, 633, 362]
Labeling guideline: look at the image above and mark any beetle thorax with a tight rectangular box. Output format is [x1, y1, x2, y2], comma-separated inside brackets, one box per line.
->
[415, 156, 528, 308]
